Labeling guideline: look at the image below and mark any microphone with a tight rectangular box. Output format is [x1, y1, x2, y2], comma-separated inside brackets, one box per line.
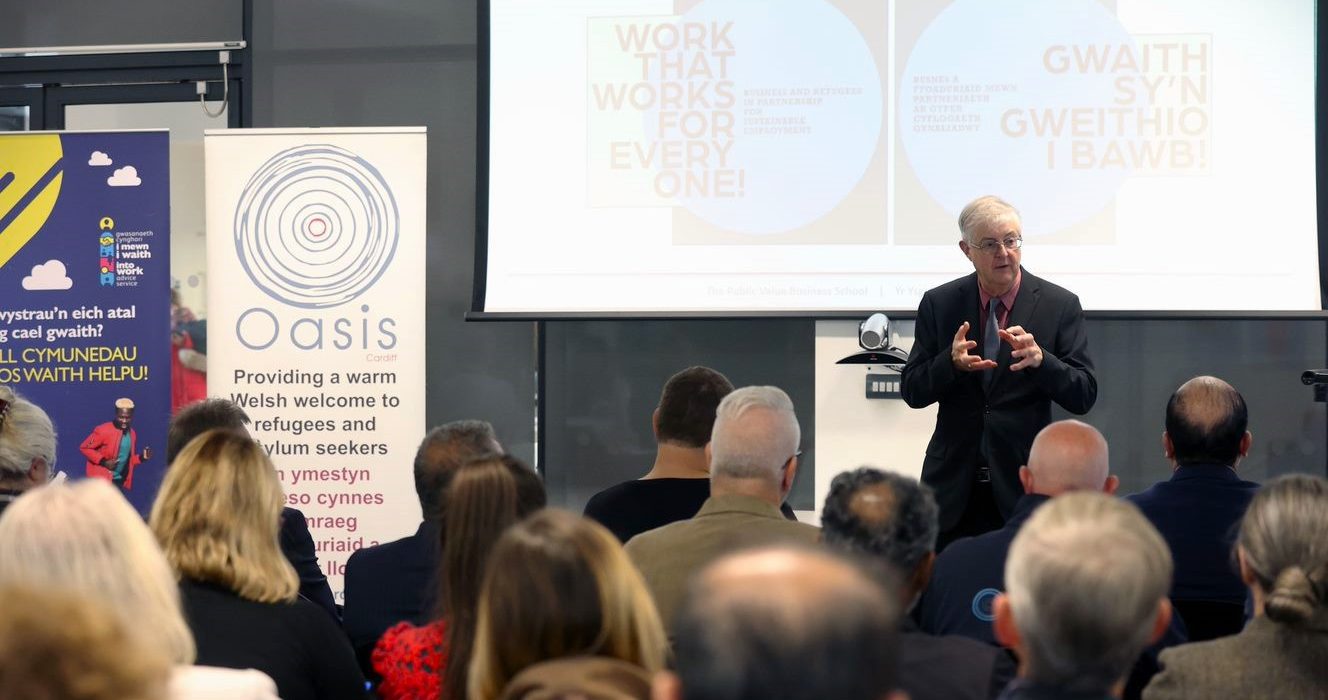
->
[1300, 370, 1328, 385]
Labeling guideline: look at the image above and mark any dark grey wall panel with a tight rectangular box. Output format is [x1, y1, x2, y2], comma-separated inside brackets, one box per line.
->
[0, 1, 241, 47]
[1069, 319, 1326, 496]
[543, 320, 817, 512]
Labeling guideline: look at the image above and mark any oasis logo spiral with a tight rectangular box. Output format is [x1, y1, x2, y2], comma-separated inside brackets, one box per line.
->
[234, 144, 399, 309]
[232, 144, 400, 352]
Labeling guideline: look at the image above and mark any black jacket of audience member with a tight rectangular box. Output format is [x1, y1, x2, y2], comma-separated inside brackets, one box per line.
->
[585, 478, 798, 543]
[181, 578, 367, 700]
[1126, 463, 1259, 605]
[280, 506, 339, 621]
[342, 519, 440, 677]
[898, 617, 1016, 700]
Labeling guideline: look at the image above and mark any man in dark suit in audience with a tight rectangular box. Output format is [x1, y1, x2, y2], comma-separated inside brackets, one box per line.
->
[822, 467, 1015, 700]
[1127, 376, 1260, 640]
[656, 546, 905, 700]
[583, 366, 734, 542]
[916, 419, 1118, 645]
[341, 419, 501, 676]
[166, 399, 337, 621]
[901, 195, 1097, 549]
[625, 386, 819, 631]
[992, 493, 1173, 700]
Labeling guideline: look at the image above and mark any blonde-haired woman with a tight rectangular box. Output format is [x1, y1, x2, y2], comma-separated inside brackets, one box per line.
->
[469, 510, 668, 700]
[0, 479, 278, 699]
[150, 429, 365, 700]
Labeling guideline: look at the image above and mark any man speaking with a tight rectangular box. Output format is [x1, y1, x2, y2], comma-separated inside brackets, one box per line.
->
[901, 196, 1096, 548]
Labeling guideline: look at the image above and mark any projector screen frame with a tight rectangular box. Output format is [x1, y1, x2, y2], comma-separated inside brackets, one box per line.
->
[472, 0, 1328, 321]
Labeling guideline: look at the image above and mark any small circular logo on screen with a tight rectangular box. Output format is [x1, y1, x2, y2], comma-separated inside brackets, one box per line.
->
[233, 144, 400, 309]
[971, 588, 1001, 622]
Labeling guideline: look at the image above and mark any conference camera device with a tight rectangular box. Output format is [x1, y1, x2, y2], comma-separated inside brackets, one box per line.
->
[838, 314, 909, 400]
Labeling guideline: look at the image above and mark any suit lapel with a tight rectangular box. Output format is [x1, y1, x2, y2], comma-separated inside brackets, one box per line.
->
[987, 268, 1040, 396]
[958, 274, 983, 392]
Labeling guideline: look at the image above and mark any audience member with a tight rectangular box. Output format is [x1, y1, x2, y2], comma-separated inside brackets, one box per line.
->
[0, 479, 279, 699]
[150, 429, 365, 700]
[167, 398, 336, 621]
[0, 585, 171, 700]
[823, 467, 1015, 700]
[0, 385, 56, 516]
[657, 546, 903, 700]
[469, 510, 668, 700]
[1144, 474, 1328, 698]
[344, 419, 503, 674]
[584, 366, 734, 542]
[994, 492, 1172, 699]
[625, 386, 819, 629]
[916, 419, 1118, 643]
[372, 455, 546, 699]
[1127, 376, 1260, 640]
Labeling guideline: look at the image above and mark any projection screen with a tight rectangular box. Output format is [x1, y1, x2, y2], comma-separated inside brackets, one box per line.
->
[479, 0, 1320, 314]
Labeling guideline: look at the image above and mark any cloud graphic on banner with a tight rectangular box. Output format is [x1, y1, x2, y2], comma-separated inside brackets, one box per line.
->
[233, 144, 400, 309]
[88, 151, 113, 166]
[107, 166, 141, 187]
[22, 259, 74, 290]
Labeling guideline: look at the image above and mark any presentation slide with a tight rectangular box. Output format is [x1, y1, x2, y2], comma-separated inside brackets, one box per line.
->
[483, 0, 1319, 313]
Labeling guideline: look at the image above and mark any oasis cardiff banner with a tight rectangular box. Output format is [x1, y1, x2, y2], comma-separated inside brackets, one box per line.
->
[0, 130, 171, 512]
[205, 128, 427, 599]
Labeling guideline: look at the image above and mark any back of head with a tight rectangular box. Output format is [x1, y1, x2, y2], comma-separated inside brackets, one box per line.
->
[1165, 376, 1248, 466]
[708, 386, 799, 482]
[166, 398, 250, 464]
[671, 547, 898, 700]
[0, 585, 172, 700]
[414, 419, 503, 521]
[149, 429, 297, 604]
[1025, 420, 1111, 495]
[0, 385, 56, 484]
[443, 456, 548, 699]
[822, 467, 938, 577]
[957, 195, 1020, 245]
[0, 480, 195, 664]
[470, 510, 667, 700]
[656, 366, 734, 448]
[1237, 474, 1328, 625]
[1004, 492, 1171, 693]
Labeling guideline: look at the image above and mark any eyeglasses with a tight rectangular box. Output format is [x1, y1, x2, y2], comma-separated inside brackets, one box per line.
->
[970, 237, 1023, 254]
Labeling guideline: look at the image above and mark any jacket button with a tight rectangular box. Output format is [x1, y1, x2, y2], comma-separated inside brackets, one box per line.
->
[984, 406, 991, 414]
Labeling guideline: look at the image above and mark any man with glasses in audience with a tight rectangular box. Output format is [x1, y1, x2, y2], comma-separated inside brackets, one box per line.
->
[901, 196, 1097, 549]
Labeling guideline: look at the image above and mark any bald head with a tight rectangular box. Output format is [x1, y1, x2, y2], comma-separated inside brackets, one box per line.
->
[1165, 376, 1249, 467]
[1024, 420, 1112, 496]
[670, 547, 899, 700]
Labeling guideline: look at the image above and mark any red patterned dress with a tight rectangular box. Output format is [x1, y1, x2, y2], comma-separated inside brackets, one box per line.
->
[371, 620, 448, 699]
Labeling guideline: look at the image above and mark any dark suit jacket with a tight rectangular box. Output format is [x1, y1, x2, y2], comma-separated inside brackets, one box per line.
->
[279, 507, 339, 622]
[1126, 464, 1259, 605]
[899, 618, 1016, 700]
[342, 520, 440, 677]
[901, 269, 1097, 530]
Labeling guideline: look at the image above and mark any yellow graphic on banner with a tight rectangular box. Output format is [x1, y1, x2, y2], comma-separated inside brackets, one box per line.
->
[0, 134, 65, 269]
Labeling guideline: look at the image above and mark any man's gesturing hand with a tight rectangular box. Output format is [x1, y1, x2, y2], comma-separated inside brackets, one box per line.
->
[951, 321, 997, 372]
[998, 325, 1043, 370]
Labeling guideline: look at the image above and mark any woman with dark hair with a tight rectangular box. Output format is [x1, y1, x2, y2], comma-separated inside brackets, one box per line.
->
[468, 510, 668, 700]
[373, 455, 546, 699]
[1145, 474, 1328, 698]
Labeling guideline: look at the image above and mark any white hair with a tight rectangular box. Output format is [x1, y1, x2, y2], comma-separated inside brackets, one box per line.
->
[957, 195, 1020, 245]
[1004, 493, 1170, 693]
[0, 480, 196, 664]
[0, 385, 56, 481]
[708, 386, 800, 481]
